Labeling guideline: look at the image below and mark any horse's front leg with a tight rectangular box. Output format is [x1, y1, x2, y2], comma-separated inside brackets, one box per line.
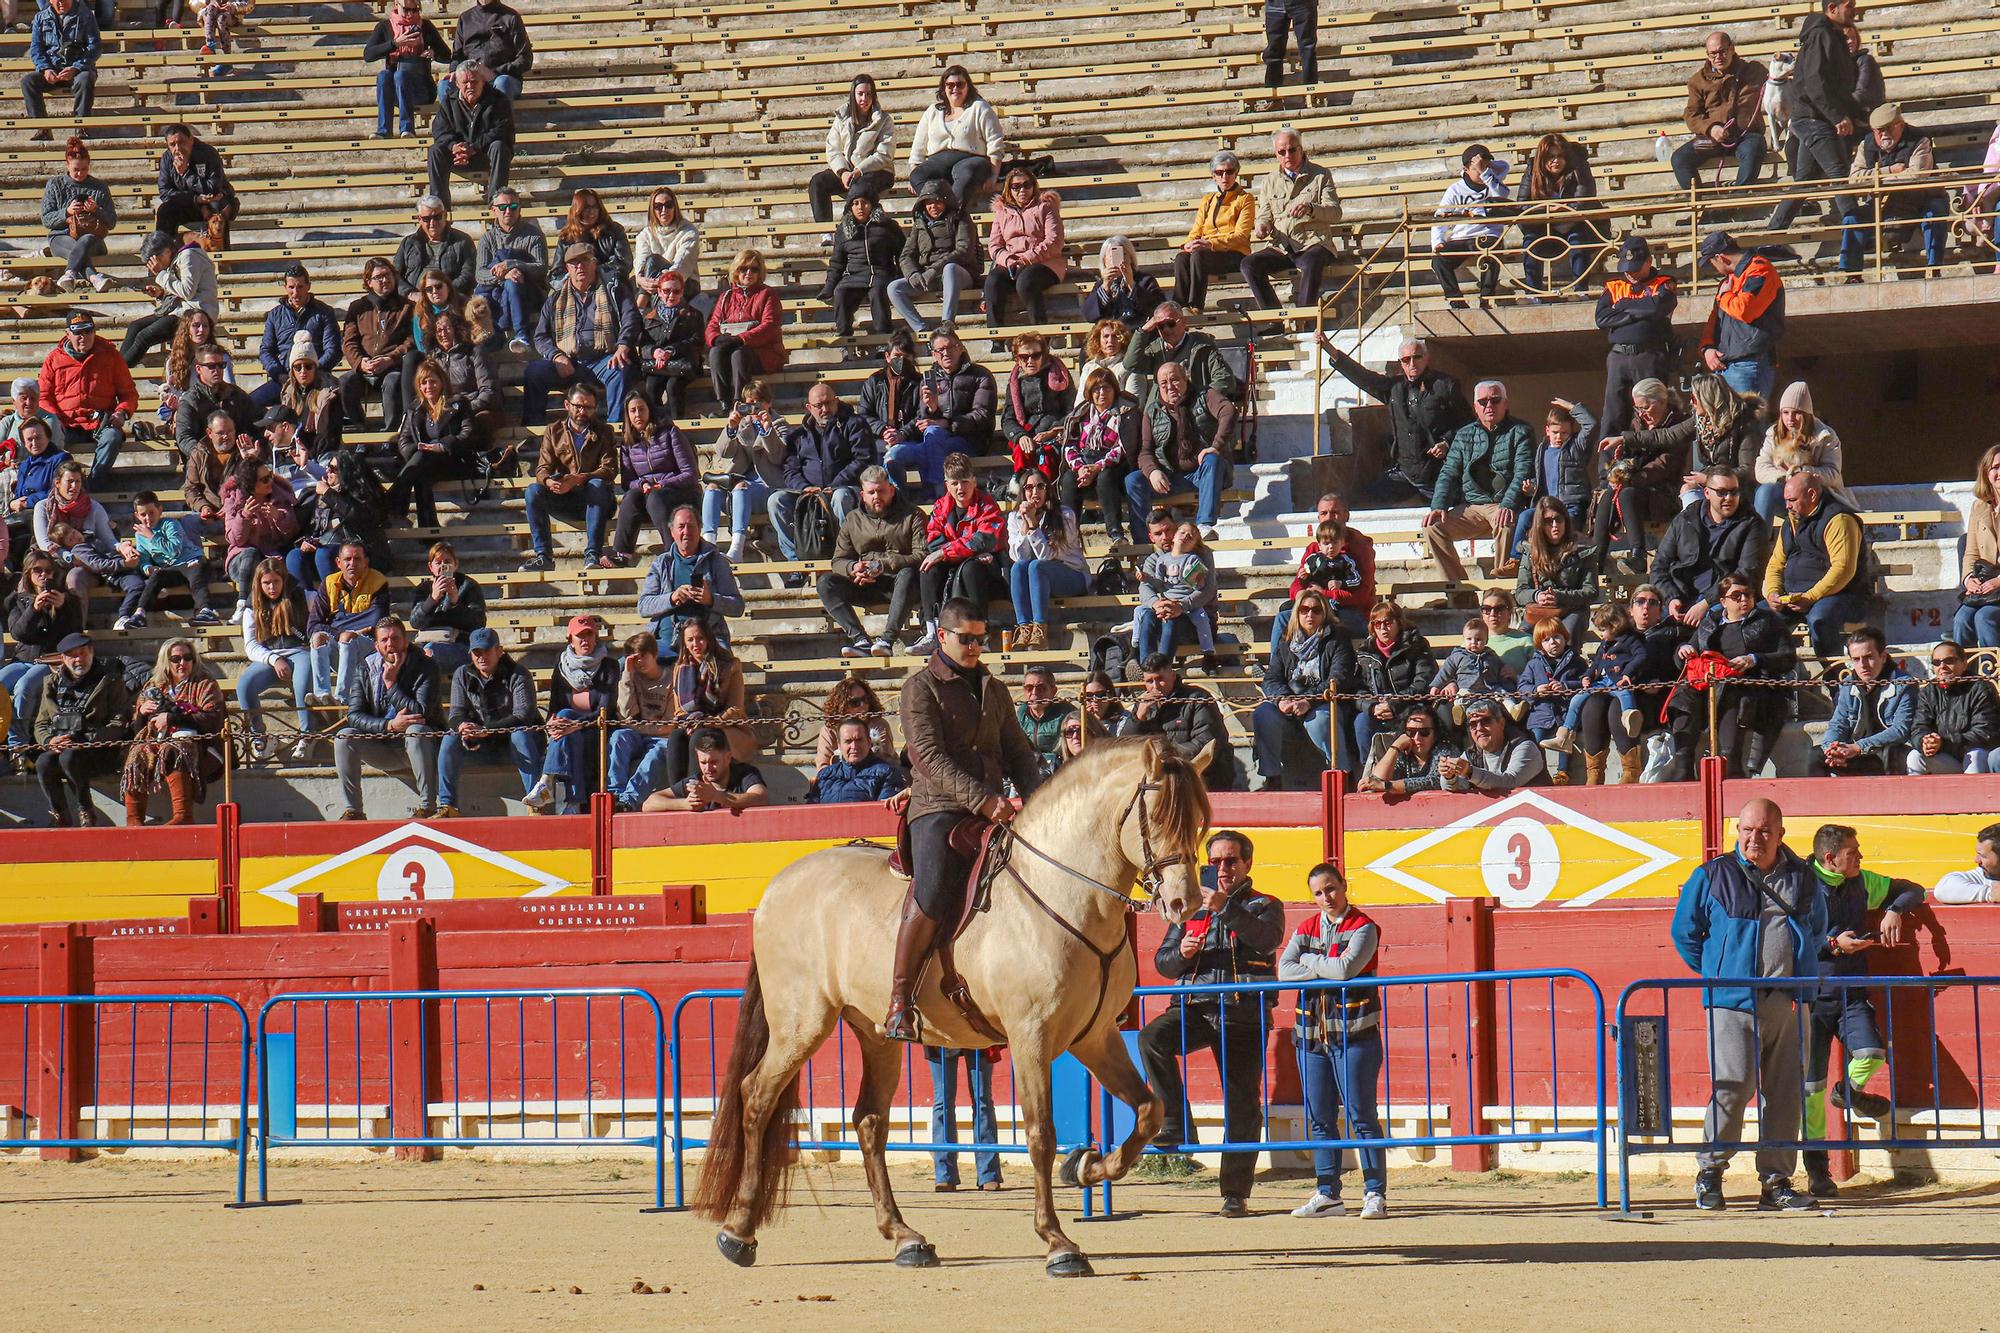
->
[1013, 1033, 1093, 1278]
[1059, 1018, 1162, 1187]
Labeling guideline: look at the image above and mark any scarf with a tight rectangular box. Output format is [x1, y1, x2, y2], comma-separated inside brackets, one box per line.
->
[1287, 627, 1329, 692]
[556, 640, 608, 694]
[550, 280, 616, 359]
[674, 653, 724, 716]
[1066, 405, 1122, 470]
[1009, 360, 1072, 435]
[48, 489, 93, 531]
[389, 7, 425, 51]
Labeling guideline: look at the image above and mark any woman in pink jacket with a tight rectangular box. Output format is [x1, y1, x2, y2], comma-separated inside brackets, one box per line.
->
[982, 168, 1066, 330]
[705, 248, 788, 409]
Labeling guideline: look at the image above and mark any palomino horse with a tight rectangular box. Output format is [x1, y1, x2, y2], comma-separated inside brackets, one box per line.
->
[694, 737, 1210, 1277]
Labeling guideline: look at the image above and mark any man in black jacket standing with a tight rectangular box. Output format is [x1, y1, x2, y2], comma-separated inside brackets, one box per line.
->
[1594, 236, 1678, 436]
[441, 0, 530, 101]
[1767, 0, 1863, 232]
[428, 62, 514, 212]
[1651, 466, 1768, 628]
[1140, 829, 1285, 1217]
[1131, 653, 1238, 790]
[1319, 335, 1469, 505]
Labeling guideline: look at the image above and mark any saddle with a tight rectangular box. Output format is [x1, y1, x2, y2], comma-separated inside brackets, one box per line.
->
[886, 812, 1009, 1043]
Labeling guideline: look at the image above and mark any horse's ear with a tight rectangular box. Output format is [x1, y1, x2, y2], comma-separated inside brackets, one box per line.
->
[1142, 737, 1166, 777]
[1188, 740, 1215, 775]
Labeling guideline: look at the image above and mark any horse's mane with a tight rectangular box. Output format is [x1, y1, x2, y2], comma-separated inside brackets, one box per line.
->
[1019, 737, 1212, 864]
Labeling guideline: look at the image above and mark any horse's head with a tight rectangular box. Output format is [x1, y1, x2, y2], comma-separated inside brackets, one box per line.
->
[1134, 738, 1214, 925]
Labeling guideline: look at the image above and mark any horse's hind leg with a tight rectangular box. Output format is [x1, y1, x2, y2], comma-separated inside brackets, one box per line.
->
[1058, 1019, 1164, 1188]
[846, 1019, 936, 1266]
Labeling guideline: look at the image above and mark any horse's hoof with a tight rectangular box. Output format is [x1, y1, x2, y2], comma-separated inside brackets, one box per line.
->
[895, 1241, 941, 1269]
[1046, 1250, 1094, 1279]
[716, 1231, 757, 1267]
[1058, 1146, 1094, 1188]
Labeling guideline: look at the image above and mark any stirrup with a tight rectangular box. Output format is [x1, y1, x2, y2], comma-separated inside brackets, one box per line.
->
[882, 999, 923, 1044]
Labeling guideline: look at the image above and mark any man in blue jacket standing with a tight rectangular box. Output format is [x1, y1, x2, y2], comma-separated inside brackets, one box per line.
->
[1671, 797, 1826, 1213]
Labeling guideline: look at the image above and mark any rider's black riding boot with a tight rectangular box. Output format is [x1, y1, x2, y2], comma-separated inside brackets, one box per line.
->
[884, 899, 940, 1042]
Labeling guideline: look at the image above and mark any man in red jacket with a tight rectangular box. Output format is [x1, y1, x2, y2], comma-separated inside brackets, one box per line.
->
[37, 312, 136, 489]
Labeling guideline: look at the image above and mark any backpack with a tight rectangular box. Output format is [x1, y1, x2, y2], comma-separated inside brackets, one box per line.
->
[792, 490, 836, 563]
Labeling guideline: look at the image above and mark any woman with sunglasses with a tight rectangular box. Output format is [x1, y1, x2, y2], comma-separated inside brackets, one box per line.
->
[705, 249, 787, 409]
[120, 638, 224, 826]
[811, 74, 896, 242]
[222, 455, 299, 605]
[1361, 704, 1458, 796]
[1664, 572, 1794, 780]
[362, 0, 448, 139]
[633, 187, 701, 295]
[1253, 588, 1355, 789]
[397, 267, 467, 421]
[907, 64, 1005, 207]
[1353, 599, 1433, 772]
[159, 309, 237, 432]
[1515, 496, 1597, 644]
[983, 168, 1066, 329]
[1079, 671, 1134, 737]
[1174, 151, 1254, 314]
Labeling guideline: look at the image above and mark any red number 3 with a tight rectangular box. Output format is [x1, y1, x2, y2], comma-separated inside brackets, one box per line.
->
[1506, 832, 1533, 893]
[404, 862, 428, 899]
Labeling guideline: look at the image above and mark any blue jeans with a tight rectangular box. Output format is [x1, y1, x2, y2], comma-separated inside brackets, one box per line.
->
[1793, 591, 1871, 661]
[475, 278, 536, 340]
[607, 726, 671, 807]
[1718, 357, 1774, 402]
[522, 353, 629, 426]
[926, 1046, 1001, 1186]
[885, 263, 970, 332]
[766, 486, 859, 560]
[309, 634, 368, 699]
[0, 662, 49, 746]
[1561, 685, 1634, 730]
[438, 727, 547, 810]
[375, 61, 431, 134]
[1132, 604, 1213, 660]
[883, 426, 971, 502]
[1008, 558, 1089, 625]
[437, 71, 519, 102]
[284, 545, 340, 589]
[1953, 603, 2000, 649]
[525, 478, 613, 562]
[235, 649, 311, 737]
[1299, 1030, 1385, 1197]
[59, 421, 123, 490]
[1670, 131, 1767, 190]
[1124, 452, 1228, 529]
[1839, 205, 1946, 272]
[542, 707, 602, 813]
[1352, 703, 1393, 775]
[1251, 699, 1333, 780]
[702, 477, 769, 536]
[1752, 481, 1786, 522]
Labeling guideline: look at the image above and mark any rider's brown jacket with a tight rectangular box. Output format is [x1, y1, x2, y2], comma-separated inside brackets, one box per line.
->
[900, 653, 1043, 822]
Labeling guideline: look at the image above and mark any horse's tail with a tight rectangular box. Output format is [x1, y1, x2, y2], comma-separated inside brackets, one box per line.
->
[692, 958, 799, 1228]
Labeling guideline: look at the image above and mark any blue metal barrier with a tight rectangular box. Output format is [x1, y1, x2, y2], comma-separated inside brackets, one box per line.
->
[668, 989, 1101, 1212]
[1116, 969, 1611, 1211]
[1615, 974, 2000, 1213]
[0, 994, 251, 1203]
[254, 988, 667, 1209]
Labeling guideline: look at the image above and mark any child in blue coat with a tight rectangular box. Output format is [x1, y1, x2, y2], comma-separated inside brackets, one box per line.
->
[1516, 617, 1587, 778]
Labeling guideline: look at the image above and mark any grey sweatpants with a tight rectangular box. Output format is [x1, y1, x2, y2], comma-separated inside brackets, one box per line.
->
[1697, 990, 1801, 1181]
[333, 733, 440, 814]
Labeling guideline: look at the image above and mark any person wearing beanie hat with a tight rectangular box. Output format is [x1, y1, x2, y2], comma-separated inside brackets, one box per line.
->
[1430, 143, 1511, 303]
[1696, 228, 1784, 400]
[1840, 103, 1947, 274]
[1753, 379, 1851, 519]
[251, 265, 341, 413]
[1595, 232, 1678, 436]
[888, 180, 978, 334]
[37, 307, 138, 489]
[817, 179, 905, 340]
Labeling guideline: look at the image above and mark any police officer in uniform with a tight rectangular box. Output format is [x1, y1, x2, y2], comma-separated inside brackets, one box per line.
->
[1594, 235, 1678, 436]
[884, 596, 1043, 1043]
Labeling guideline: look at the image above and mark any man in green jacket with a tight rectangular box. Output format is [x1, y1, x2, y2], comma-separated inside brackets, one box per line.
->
[1421, 378, 1534, 596]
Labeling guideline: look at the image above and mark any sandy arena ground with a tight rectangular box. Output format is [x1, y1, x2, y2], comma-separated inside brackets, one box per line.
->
[2, 1155, 1998, 1329]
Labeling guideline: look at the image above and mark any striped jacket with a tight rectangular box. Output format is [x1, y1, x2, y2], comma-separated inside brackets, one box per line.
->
[1279, 907, 1381, 1045]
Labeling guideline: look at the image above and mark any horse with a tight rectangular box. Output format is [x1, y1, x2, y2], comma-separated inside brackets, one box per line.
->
[693, 736, 1211, 1278]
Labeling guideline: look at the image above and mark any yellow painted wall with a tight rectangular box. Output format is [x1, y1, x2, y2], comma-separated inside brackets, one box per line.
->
[0, 857, 217, 926]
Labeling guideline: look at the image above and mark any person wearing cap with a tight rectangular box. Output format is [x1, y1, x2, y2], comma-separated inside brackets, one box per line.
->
[38, 312, 137, 489]
[1695, 231, 1784, 401]
[521, 382, 617, 570]
[394, 197, 478, 300]
[817, 182, 904, 340]
[1593, 235, 1678, 437]
[121, 230, 219, 371]
[640, 725, 768, 814]
[436, 625, 544, 818]
[32, 632, 128, 827]
[1173, 151, 1254, 314]
[338, 257, 415, 433]
[982, 167, 1065, 331]
[427, 62, 514, 213]
[1767, 0, 1864, 234]
[1241, 128, 1342, 320]
[524, 244, 641, 429]
[477, 189, 549, 355]
[1672, 32, 1768, 192]
[532, 613, 620, 813]
[888, 179, 979, 336]
[331, 617, 443, 821]
[21, 0, 100, 137]
[1840, 104, 1948, 275]
[1431, 144, 1512, 304]
[154, 123, 238, 246]
[252, 266, 341, 412]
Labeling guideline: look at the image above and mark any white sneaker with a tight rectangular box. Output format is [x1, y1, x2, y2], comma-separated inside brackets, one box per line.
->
[726, 532, 747, 561]
[701, 529, 716, 546]
[87, 271, 113, 292]
[1360, 1191, 1387, 1220]
[870, 636, 893, 658]
[1290, 1190, 1345, 1218]
[288, 738, 313, 761]
[522, 775, 556, 810]
[817, 231, 834, 247]
[911, 623, 938, 655]
[113, 615, 132, 631]
[55, 271, 83, 291]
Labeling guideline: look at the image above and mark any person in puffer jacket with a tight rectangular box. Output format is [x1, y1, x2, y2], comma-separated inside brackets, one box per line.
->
[888, 179, 979, 334]
[1252, 588, 1356, 787]
[982, 168, 1066, 329]
[817, 186, 904, 340]
[1002, 332, 1074, 493]
[911, 451, 1002, 654]
[1908, 639, 2000, 775]
[1515, 618, 1587, 781]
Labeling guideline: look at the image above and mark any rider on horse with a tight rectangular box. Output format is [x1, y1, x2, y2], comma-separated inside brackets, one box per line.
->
[885, 595, 1044, 1043]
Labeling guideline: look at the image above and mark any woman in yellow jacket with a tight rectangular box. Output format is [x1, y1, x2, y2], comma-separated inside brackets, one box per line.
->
[1174, 150, 1255, 313]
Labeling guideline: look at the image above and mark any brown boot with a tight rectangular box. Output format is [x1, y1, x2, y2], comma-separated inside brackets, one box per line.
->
[1550, 766, 1571, 786]
[123, 792, 149, 827]
[165, 770, 196, 825]
[883, 898, 940, 1043]
[1583, 751, 1608, 786]
[1620, 746, 1645, 785]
